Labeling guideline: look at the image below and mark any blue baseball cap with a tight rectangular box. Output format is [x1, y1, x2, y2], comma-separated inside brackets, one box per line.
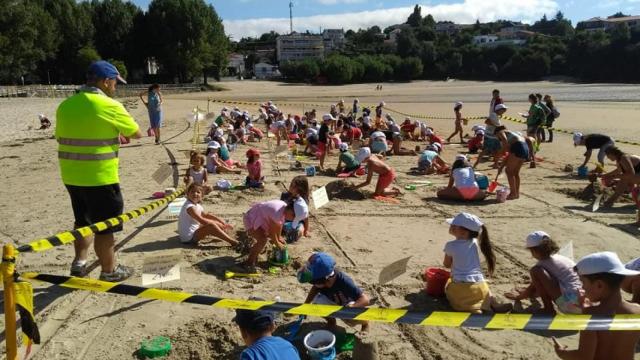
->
[308, 252, 336, 282]
[87, 60, 127, 84]
[232, 298, 275, 331]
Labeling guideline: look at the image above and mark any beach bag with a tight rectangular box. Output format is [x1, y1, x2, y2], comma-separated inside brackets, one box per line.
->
[216, 179, 232, 191]
[552, 107, 560, 118]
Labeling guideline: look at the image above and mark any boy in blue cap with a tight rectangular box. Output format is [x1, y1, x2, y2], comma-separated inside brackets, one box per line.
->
[299, 252, 370, 332]
[234, 301, 300, 360]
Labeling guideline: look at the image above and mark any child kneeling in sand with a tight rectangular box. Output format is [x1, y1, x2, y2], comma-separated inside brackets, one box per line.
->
[178, 184, 240, 248]
[437, 155, 486, 201]
[280, 176, 310, 243]
[299, 252, 370, 332]
[417, 145, 447, 174]
[553, 252, 640, 360]
[245, 148, 264, 188]
[234, 303, 300, 360]
[505, 231, 583, 314]
[352, 147, 400, 197]
[336, 143, 361, 175]
[443, 212, 511, 313]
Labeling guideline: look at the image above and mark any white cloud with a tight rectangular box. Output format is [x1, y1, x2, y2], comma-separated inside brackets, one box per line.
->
[223, 0, 559, 39]
[316, 0, 366, 4]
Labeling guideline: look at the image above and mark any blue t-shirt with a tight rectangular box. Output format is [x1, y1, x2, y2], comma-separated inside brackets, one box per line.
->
[241, 336, 300, 360]
[147, 92, 161, 113]
[420, 150, 438, 163]
[318, 271, 363, 305]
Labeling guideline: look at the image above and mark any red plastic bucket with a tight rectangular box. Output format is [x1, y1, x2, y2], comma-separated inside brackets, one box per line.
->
[424, 268, 450, 297]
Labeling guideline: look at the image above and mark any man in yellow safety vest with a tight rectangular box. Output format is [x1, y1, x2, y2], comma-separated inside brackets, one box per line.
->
[56, 60, 142, 282]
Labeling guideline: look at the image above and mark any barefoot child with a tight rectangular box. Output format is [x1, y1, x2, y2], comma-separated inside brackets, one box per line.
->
[553, 252, 640, 360]
[206, 141, 241, 174]
[353, 147, 400, 197]
[243, 200, 298, 269]
[446, 101, 466, 144]
[437, 155, 486, 201]
[505, 231, 582, 314]
[318, 115, 333, 170]
[336, 143, 361, 175]
[280, 176, 310, 243]
[184, 154, 213, 194]
[417, 146, 447, 174]
[233, 304, 300, 360]
[245, 148, 264, 188]
[299, 252, 370, 332]
[443, 212, 510, 313]
[178, 184, 239, 247]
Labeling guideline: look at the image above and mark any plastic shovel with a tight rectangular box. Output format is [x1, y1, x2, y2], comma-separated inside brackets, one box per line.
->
[488, 166, 505, 193]
[224, 270, 261, 279]
[592, 194, 603, 212]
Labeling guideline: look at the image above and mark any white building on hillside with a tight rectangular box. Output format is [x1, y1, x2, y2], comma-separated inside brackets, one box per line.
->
[276, 33, 325, 62]
[322, 29, 345, 55]
[253, 63, 280, 79]
[578, 15, 640, 32]
[473, 35, 499, 46]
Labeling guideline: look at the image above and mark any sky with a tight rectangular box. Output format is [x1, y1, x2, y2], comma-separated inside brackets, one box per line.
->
[131, 0, 640, 39]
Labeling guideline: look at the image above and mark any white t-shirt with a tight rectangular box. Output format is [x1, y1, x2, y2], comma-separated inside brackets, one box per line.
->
[536, 255, 582, 296]
[453, 167, 478, 189]
[291, 197, 309, 228]
[178, 200, 203, 243]
[444, 238, 484, 283]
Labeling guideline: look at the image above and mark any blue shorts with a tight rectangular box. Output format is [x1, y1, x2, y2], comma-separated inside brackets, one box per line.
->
[510, 141, 529, 160]
[283, 221, 303, 243]
[483, 137, 501, 154]
[149, 111, 163, 128]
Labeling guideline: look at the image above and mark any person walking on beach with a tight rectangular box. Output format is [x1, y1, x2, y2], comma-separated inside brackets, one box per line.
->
[139, 84, 163, 144]
[446, 101, 466, 144]
[56, 60, 141, 282]
[543, 95, 559, 143]
[489, 89, 503, 117]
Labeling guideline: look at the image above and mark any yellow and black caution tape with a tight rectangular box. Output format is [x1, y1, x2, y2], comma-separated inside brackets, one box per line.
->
[20, 272, 640, 331]
[16, 189, 184, 254]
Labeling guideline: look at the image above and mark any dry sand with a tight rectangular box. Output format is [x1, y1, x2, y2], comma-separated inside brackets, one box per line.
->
[1, 80, 639, 360]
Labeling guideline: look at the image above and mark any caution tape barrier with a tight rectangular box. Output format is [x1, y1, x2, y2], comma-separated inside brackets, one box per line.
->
[17, 189, 184, 254]
[19, 272, 640, 331]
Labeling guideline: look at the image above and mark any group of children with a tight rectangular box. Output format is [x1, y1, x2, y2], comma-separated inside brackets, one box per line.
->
[175, 97, 640, 359]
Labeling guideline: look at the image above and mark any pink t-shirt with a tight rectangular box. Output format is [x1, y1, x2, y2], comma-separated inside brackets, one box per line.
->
[246, 160, 262, 180]
[243, 200, 287, 232]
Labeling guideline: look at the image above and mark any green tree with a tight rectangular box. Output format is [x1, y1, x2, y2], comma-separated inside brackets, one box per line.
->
[323, 55, 353, 84]
[42, 0, 95, 83]
[396, 57, 423, 80]
[407, 5, 422, 27]
[146, 0, 228, 82]
[76, 46, 101, 72]
[108, 59, 128, 80]
[0, 1, 58, 83]
[91, 0, 141, 63]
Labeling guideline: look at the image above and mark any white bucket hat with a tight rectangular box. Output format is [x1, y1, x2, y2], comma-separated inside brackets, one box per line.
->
[446, 212, 483, 232]
[356, 147, 372, 163]
[576, 251, 640, 276]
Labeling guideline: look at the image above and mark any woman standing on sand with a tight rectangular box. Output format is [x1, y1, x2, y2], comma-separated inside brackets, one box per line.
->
[139, 84, 163, 144]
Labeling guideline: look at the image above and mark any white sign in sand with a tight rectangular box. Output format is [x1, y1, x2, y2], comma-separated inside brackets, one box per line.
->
[312, 186, 329, 209]
[165, 197, 187, 221]
[152, 163, 173, 185]
[378, 256, 412, 285]
[142, 251, 182, 286]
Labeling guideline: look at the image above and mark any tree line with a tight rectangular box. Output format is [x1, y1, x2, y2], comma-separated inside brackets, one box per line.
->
[276, 6, 640, 84]
[0, 0, 228, 84]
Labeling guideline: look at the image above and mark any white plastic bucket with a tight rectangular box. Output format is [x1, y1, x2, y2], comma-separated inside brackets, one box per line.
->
[303, 330, 336, 360]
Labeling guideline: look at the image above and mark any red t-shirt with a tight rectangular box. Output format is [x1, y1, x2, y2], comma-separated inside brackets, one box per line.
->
[401, 123, 416, 133]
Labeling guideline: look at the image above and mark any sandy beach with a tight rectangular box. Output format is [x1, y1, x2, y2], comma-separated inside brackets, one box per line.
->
[1, 80, 639, 359]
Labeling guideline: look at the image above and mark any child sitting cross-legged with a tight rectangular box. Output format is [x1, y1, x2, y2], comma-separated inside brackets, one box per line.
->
[553, 252, 640, 360]
[299, 252, 370, 332]
[505, 231, 583, 314]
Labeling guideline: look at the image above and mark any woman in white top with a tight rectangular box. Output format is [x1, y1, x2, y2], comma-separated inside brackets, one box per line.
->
[443, 213, 509, 313]
[438, 155, 486, 201]
[505, 231, 583, 314]
[178, 184, 240, 248]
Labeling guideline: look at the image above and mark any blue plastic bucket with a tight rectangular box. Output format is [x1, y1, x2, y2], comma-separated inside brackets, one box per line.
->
[577, 166, 589, 177]
[475, 174, 489, 190]
[306, 166, 317, 177]
[304, 330, 336, 360]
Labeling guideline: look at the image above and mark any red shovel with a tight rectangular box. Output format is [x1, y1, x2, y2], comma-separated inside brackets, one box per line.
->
[488, 165, 505, 193]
